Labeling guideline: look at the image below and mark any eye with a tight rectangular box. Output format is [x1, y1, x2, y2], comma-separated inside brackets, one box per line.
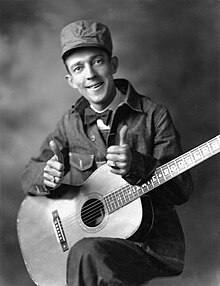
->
[73, 66, 82, 73]
[93, 57, 103, 66]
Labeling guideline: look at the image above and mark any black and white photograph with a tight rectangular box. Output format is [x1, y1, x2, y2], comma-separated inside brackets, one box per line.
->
[0, 1, 219, 285]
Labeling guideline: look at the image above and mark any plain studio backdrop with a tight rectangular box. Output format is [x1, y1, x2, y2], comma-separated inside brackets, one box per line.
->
[0, 1, 219, 285]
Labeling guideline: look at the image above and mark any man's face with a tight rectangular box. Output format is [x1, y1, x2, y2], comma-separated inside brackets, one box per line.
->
[65, 47, 118, 111]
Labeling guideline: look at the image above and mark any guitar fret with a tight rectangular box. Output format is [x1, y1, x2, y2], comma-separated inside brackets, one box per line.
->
[124, 186, 130, 201]
[120, 187, 127, 204]
[155, 167, 166, 184]
[191, 147, 203, 163]
[128, 186, 134, 200]
[209, 137, 220, 153]
[146, 179, 154, 190]
[114, 190, 122, 207]
[197, 146, 204, 159]
[138, 186, 145, 196]
[113, 191, 121, 209]
[104, 196, 110, 212]
[167, 163, 173, 177]
[132, 186, 138, 197]
[183, 152, 194, 167]
[131, 186, 139, 199]
[150, 175, 160, 187]
[117, 190, 124, 206]
[105, 194, 117, 213]
[110, 194, 117, 211]
[161, 164, 172, 180]
[168, 160, 179, 176]
[200, 142, 212, 158]
[141, 182, 150, 194]
[110, 195, 116, 212]
[123, 186, 130, 202]
[126, 185, 134, 201]
[133, 186, 141, 198]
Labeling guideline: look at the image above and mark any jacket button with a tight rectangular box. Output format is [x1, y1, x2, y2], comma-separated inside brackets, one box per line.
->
[90, 134, 96, 141]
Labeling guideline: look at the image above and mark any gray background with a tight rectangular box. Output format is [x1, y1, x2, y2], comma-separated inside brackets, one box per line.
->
[0, 0, 219, 285]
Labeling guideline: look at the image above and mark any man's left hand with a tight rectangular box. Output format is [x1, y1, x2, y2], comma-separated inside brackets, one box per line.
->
[106, 125, 132, 176]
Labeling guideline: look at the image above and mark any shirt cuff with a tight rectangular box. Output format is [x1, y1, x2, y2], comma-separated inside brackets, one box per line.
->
[29, 184, 51, 196]
[122, 148, 160, 185]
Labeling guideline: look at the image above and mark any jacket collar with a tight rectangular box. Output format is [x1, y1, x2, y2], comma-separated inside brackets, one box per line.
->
[71, 78, 143, 115]
[114, 79, 142, 112]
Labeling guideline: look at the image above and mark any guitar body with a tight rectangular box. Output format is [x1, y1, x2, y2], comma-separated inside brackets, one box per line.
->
[17, 164, 146, 286]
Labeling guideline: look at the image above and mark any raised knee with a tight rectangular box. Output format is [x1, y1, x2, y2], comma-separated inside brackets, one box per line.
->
[68, 237, 101, 259]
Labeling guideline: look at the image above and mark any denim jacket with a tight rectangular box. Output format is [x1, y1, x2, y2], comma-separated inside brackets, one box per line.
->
[22, 78, 193, 274]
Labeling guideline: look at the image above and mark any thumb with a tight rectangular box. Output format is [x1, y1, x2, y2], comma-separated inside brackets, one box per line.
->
[49, 140, 63, 163]
[119, 125, 128, 147]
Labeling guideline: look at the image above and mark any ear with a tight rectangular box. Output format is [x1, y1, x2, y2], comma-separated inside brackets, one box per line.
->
[110, 56, 118, 75]
[65, 74, 77, 89]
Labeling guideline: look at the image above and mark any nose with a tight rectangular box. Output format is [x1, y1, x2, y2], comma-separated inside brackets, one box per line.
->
[85, 64, 96, 80]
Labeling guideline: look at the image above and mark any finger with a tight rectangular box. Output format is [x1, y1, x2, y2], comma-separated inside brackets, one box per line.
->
[49, 140, 63, 162]
[43, 172, 54, 182]
[107, 145, 127, 154]
[106, 153, 126, 163]
[44, 168, 64, 180]
[107, 160, 119, 169]
[109, 166, 125, 175]
[119, 125, 128, 147]
[44, 179, 57, 189]
[44, 176, 62, 189]
[47, 160, 64, 171]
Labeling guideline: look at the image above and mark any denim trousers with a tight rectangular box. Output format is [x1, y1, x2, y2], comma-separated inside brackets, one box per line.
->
[66, 237, 177, 286]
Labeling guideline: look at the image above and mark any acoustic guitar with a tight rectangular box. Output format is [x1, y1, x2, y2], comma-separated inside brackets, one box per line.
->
[17, 135, 220, 286]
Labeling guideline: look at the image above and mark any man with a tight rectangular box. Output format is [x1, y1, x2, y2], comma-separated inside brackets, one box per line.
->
[22, 20, 193, 286]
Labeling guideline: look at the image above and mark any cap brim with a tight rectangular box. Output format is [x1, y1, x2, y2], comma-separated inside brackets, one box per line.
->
[62, 43, 111, 59]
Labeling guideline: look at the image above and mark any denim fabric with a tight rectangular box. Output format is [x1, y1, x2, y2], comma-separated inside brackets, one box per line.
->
[21, 78, 193, 272]
[66, 237, 182, 286]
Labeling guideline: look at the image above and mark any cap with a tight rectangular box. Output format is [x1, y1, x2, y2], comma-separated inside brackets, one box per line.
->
[60, 20, 113, 59]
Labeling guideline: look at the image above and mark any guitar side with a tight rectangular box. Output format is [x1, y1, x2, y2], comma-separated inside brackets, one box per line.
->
[17, 165, 144, 286]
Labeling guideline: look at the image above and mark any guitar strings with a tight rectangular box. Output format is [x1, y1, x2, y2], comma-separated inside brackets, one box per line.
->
[62, 184, 143, 230]
[66, 184, 141, 227]
[62, 198, 106, 231]
[63, 194, 112, 227]
[65, 207, 104, 229]
[63, 183, 134, 225]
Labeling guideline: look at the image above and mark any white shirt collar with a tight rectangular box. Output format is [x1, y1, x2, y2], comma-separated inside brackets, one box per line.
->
[90, 88, 124, 113]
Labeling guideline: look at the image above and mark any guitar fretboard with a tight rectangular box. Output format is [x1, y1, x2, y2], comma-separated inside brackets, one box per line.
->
[104, 135, 220, 213]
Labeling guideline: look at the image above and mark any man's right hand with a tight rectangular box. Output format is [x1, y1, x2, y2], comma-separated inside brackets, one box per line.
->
[43, 140, 65, 189]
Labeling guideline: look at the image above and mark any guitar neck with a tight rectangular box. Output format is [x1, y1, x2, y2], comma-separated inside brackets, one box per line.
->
[104, 135, 220, 214]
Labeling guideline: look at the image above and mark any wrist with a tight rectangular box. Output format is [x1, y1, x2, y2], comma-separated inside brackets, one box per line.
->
[29, 184, 50, 196]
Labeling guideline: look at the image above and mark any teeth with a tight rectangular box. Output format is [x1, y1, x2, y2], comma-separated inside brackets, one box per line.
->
[88, 83, 102, 89]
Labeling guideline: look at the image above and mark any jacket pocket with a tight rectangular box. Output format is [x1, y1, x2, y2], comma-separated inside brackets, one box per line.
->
[69, 152, 94, 171]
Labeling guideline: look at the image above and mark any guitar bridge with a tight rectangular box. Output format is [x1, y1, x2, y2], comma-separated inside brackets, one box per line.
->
[52, 210, 69, 252]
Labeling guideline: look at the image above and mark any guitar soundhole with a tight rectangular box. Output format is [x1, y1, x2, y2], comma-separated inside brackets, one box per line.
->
[81, 198, 105, 227]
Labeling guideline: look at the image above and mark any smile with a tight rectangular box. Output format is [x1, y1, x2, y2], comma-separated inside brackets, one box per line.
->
[86, 82, 103, 90]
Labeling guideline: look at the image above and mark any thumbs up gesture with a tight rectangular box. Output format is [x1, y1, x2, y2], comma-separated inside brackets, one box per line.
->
[43, 140, 64, 189]
[106, 125, 132, 176]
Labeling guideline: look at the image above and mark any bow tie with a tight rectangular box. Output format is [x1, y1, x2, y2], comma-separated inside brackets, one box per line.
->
[84, 108, 112, 126]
